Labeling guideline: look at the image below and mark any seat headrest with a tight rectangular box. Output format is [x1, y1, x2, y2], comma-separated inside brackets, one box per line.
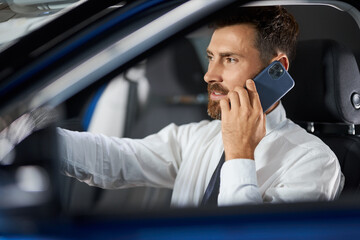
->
[145, 38, 206, 97]
[282, 39, 360, 124]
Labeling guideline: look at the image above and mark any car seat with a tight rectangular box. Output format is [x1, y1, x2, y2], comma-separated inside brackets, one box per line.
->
[129, 37, 209, 137]
[282, 39, 360, 195]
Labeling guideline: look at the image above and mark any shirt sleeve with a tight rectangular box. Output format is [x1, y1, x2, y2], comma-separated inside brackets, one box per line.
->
[218, 145, 343, 206]
[218, 159, 262, 206]
[57, 124, 183, 189]
[261, 146, 343, 203]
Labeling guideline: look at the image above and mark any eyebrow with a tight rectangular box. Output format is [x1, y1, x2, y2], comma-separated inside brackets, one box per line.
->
[206, 49, 243, 58]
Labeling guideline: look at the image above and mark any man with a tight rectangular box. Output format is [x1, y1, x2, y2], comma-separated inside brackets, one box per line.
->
[58, 6, 343, 207]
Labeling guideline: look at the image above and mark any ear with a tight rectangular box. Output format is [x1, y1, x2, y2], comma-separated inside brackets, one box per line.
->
[271, 53, 289, 71]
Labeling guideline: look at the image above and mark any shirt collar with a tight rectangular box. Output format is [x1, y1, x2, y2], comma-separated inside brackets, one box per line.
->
[265, 101, 287, 135]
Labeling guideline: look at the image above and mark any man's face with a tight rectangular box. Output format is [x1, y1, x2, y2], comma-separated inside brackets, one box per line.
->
[204, 23, 265, 119]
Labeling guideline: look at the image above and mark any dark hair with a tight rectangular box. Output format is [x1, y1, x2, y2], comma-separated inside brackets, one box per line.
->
[212, 6, 299, 65]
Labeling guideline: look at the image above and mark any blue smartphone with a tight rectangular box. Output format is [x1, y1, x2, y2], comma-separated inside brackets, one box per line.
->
[253, 61, 295, 112]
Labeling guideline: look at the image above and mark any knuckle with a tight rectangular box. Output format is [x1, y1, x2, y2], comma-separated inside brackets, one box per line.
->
[240, 107, 251, 116]
[234, 86, 242, 92]
[252, 106, 262, 115]
[228, 91, 237, 97]
[235, 86, 245, 94]
[244, 111, 251, 119]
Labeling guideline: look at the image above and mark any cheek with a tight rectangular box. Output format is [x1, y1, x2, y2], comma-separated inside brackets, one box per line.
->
[223, 68, 249, 90]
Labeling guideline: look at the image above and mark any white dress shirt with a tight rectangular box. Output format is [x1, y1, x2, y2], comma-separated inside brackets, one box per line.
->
[58, 103, 343, 207]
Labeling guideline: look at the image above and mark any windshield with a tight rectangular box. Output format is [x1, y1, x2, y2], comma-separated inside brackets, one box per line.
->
[0, 0, 86, 51]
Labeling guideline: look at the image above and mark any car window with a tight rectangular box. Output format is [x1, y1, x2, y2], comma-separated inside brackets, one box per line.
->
[0, 0, 188, 129]
[59, 3, 360, 214]
[1, 0, 360, 221]
[0, 0, 87, 51]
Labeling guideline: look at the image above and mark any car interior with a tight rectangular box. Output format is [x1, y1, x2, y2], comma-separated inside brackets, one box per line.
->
[1, 0, 360, 223]
[51, 3, 360, 214]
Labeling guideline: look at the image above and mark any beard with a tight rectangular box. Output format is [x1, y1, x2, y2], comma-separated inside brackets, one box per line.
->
[207, 83, 229, 120]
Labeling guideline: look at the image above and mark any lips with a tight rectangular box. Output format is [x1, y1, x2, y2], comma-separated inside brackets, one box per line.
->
[208, 84, 228, 101]
[210, 91, 226, 101]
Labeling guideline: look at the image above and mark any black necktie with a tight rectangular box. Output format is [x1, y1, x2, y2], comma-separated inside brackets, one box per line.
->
[201, 152, 225, 206]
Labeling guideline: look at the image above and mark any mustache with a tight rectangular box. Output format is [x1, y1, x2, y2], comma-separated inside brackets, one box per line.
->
[207, 83, 229, 95]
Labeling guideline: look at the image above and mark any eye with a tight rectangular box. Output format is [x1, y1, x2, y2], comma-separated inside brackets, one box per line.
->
[226, 57, 237, 63]
[206, 54, 214, 61]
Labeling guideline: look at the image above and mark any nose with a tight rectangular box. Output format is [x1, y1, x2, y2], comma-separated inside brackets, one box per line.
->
[204, 61, 222, 84]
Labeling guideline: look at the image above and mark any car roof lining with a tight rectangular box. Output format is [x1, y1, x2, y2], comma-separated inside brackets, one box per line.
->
[244, 0, 360, 30]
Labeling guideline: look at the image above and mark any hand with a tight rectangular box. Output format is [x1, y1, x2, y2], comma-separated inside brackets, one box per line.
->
[220, 79, 266, 161]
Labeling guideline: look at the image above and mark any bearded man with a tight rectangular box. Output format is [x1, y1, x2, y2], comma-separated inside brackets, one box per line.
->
[58, 6, 343, 207]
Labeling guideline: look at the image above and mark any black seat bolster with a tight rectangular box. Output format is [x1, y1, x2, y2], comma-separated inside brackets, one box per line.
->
[318, 134, 360, 192]
[283, 39, 360, 125]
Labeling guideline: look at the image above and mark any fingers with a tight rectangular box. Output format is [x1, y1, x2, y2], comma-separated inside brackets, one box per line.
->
[220, 98, 230, 113]
[224, 86, 250, 109]
[246, 79, 263, 112]
[228, 91, 240, 110]
[220, 88, 247, 118]
[235, 86, 251, 111]
[219, 79, 263, 116]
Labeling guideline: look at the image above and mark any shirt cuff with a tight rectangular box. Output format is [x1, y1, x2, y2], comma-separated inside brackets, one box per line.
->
[218, 158, 261, 206]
